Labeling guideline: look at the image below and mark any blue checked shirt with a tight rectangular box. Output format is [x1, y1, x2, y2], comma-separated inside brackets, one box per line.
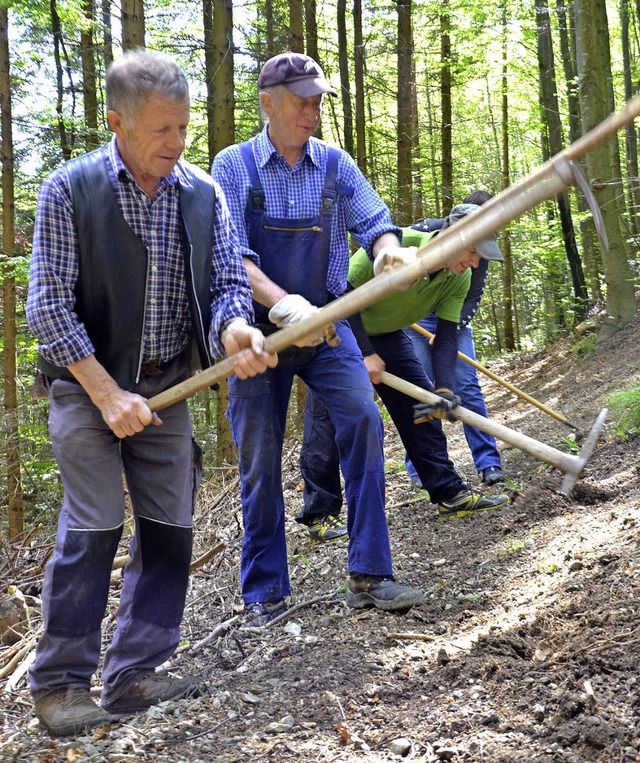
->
[27, 136, 254, 367]
[211, 125, 400, 297]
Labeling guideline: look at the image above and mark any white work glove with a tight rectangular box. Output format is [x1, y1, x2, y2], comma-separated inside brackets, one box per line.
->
[268, 294, 318, 327]
[268, 294, 323, 347]
[373, 245, 418, 277]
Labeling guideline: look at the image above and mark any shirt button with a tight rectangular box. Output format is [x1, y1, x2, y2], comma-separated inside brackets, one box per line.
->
[151, 265, 158, 273]
[150, 298, 157, 304]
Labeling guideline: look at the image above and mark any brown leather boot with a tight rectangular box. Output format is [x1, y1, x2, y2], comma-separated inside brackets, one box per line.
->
[103, 673, 201, 715]
[34, 687, 113, 737]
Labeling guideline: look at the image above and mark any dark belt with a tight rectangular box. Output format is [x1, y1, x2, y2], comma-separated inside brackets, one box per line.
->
[140, 358, 165, 376]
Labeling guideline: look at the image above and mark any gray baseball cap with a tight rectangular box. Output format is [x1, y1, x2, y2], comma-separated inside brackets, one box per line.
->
[447, 203, 504, 262]
[258, 53, 337, 98]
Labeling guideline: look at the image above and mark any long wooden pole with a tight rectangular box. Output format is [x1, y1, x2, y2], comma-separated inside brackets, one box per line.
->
[148, 94, 640, 413]
[409, 323, 581, 430]
[378, 372, 607, 495]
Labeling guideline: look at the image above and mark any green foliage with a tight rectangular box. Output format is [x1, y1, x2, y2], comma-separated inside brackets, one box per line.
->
[570, 336, 597, 358]
[607, 385, 640, 440]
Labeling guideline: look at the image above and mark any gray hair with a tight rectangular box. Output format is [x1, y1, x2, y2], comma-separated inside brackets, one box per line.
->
[259, 84, 285, 122]
[106, 48, 189, 121]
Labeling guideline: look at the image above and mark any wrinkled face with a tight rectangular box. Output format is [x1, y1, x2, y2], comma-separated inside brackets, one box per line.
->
[448, 247, 481, 274]
[261, 87, 323, 150]
[108, 93, 190, 187]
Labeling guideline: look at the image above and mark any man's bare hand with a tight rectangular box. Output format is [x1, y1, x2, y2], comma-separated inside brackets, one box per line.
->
[364, 353, 386, 385]
[100, 387, 162, 439]
[221, 318, 278, 379]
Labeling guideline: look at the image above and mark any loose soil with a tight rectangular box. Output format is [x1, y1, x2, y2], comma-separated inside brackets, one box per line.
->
[2, 311, 640, 763]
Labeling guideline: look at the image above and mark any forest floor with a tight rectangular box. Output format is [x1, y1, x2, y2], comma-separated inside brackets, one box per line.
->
[2, 307, 640, 763]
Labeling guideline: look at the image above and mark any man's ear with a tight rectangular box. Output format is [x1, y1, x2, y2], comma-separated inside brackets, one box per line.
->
[108, 109, 125, 138]
[260, 92, 274, 118]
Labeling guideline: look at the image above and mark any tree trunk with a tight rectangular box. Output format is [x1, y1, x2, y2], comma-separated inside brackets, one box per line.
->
[337, 0, 353, 155]
[81, 0, 99, 151]
[396, 0, 414, 224]
[289, 0, 303, 52]
[121, 0, 145, 50]
[0, 6, 24, 540]
[620, 0, 640, 234]
[556, 0, 601, 299]
[102, 0, 113, 70]
[536, 0, 588, 317]
[501, 7, 515, 350]
[353, 0, 366, 173]
[208, 0, 234, 158]
[305, 0, 318, 62]
[575, 0, 637, 341]
[50, 0, 72, 161]
[440, 0, 452, 215]
[216, 381, 235, 465]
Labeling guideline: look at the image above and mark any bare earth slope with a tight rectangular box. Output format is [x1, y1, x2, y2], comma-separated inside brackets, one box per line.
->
[2, 310, 640, 763]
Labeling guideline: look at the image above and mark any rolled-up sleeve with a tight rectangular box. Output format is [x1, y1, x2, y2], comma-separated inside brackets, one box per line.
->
[26, 172, 96, 368]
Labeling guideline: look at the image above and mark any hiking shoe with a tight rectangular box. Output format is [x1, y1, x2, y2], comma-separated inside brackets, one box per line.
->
[308, 515, 348, 542]
[34, 687, 113, 737]
[346, 574, 424, 612]
[438, 486, 509, 521]
[481, 466, 505, 486]
[242, 599, 287, 627]
[103, 673, 201, 715]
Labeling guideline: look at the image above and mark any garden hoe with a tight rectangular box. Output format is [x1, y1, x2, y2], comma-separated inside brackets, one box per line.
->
[380, 371, 607, 496]
[408, 323, 582, 433]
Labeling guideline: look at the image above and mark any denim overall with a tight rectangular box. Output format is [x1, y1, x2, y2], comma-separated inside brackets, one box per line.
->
[228, 143, 392, 604]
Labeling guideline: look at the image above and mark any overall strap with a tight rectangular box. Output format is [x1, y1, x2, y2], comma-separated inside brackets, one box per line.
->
[320, 148, 340, 212]
[239, 141, 265, 210]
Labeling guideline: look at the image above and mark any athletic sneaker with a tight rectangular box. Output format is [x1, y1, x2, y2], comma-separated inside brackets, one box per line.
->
[308, 515, 348, 542]
[438, 486, 508, 521]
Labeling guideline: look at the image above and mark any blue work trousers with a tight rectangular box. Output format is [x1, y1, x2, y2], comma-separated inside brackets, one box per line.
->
[406, 316, 501, 478]
[29, 358, 200, 708]
[228, 320, 391, 604]
[298, 329, 465, 520]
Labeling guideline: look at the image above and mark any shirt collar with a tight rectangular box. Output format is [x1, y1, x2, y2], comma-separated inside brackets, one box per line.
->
[254, 124, 320, 170]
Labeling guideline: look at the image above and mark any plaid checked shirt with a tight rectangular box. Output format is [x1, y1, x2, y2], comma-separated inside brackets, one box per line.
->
[211, 125, 400, 298]
[27, 136, 253, 367]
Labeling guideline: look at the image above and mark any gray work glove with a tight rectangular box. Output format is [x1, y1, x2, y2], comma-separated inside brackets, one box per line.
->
[413, 388, 461, 423]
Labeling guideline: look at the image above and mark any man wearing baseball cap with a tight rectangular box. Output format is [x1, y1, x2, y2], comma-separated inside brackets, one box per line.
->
[211, 53, 423, 625]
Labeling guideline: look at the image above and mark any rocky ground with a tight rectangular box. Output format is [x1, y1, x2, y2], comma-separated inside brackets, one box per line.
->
[1, 310, 640, 763]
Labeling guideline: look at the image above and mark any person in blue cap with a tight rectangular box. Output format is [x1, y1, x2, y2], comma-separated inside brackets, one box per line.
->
[211, 52, 424, 626]
[298, 202, 509, 526]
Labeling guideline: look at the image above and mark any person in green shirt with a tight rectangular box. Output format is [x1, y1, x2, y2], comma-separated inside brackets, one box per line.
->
[298, 203, 509, 527]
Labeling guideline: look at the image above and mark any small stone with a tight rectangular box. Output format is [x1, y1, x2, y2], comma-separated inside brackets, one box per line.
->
[533, 704, 545, 722]
[388, 737, 412, 756]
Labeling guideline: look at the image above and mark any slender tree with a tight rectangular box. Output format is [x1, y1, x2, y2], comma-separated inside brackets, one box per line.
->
[337, 0, 353, 155]
[440, 0, 452, 215]
[501, 5, 515, 350]
[0, 5, 24, 539]
[81, 0, 99, 151]
[205, 0, 234, 159]
[121, 0, 145, 50]
[50, 0, 73, 161]
[536, 0, 587, 316]
[102, 0, 113, 69]
[397, 0, 415, 224]
[289, 0, 303, 52]
[556, 0, 600, 298]
[620, 0, 640, 234]
[575, 0, 637, 340]
[353, 0, 366, 173]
